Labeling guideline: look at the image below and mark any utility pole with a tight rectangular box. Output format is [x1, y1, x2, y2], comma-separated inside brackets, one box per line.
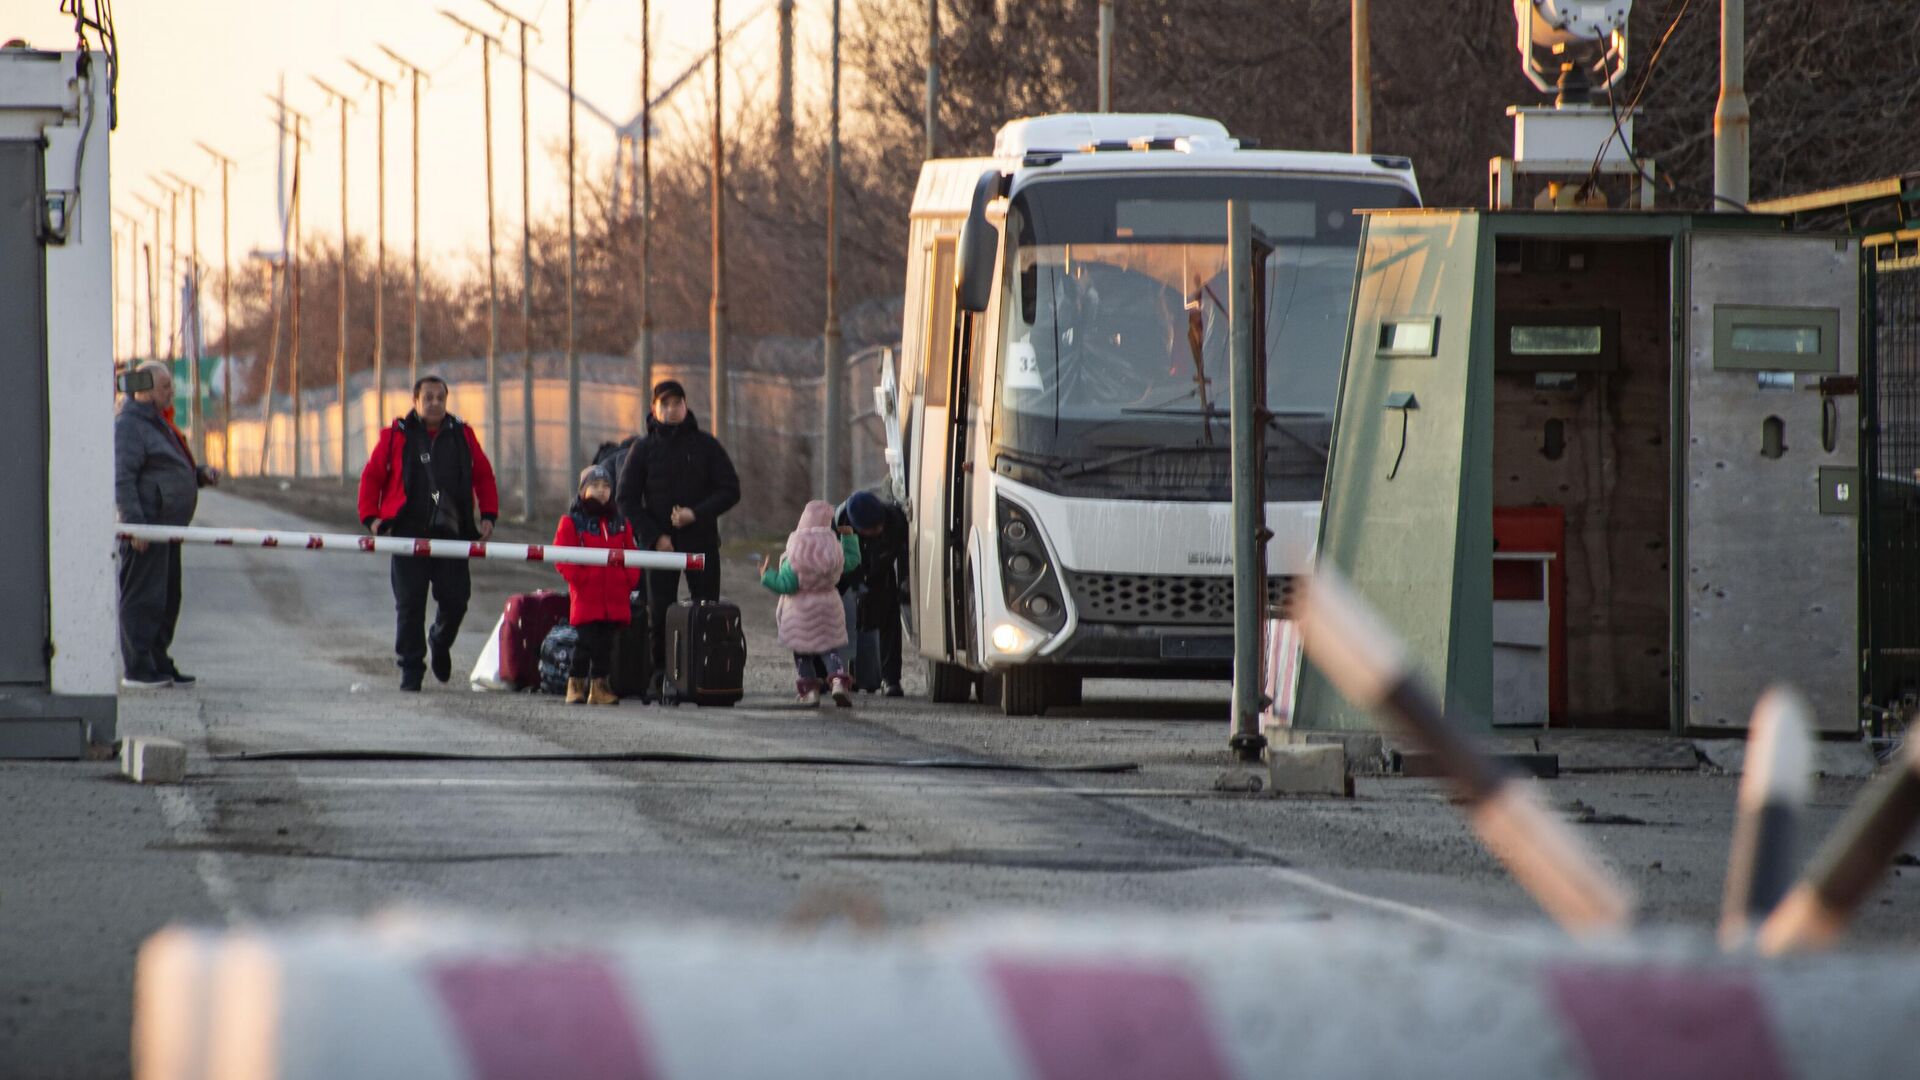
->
[164, 171, 205, 460]
[924, 0, 939, 158]
[1714, 0, 1749, 210]
[1097, 0, 1113, 112]
[379, 45, 430, 386]
[637, 0, 654, 429]
[196, 142, 236, 474]
[152, 177, 179, 359]
[314, 77, 356, 482]
[132, 192, 162, 359]
[1351, 0, 1370, 153]
[443, 10, 505, 468]
[271, 93, 311, 479]
[480, 0, 540, 519]
[113, 209, 138, 361]
[821, 0, 843, 499]
[561, 0, 582, 479]
[776, 0, 795, 162]
[710, 0, 727, 438]
[346, 60, 394, 421]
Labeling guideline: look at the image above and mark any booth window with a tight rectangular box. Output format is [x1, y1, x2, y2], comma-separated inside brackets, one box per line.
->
[1377, 316, 1438, 358]
[1713, 305, 1838, 373]
[1495, 308, 1620, 373]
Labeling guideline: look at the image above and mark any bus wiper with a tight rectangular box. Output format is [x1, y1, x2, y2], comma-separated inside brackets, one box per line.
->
[1115, 405, 1330, 463]
[994, 447, 1070, 478]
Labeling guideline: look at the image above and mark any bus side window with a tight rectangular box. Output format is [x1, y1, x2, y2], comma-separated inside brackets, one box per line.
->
[924, 236, 957, 407]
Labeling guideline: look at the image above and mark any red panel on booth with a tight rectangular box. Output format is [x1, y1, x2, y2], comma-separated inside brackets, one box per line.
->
[1494, 506, 1566, 725]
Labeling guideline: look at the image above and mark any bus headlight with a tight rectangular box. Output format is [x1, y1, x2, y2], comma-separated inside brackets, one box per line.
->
[997, 498, 1068, 634]
[991, 623, 1027, 653]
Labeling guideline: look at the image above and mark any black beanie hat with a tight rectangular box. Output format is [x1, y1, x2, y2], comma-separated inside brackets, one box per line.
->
[652, 379, 687, 404]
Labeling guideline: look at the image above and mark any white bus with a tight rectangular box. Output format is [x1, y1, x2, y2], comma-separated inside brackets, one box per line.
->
[880, 114, 1420, 715]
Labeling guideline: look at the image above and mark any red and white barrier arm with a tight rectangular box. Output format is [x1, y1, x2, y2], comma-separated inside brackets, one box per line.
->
[114, 523, 705, 572]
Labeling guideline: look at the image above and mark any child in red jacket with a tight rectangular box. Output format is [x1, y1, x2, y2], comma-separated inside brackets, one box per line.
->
[554, 464, 641, 704]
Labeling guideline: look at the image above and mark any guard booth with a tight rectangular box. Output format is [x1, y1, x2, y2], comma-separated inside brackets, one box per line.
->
[0, 47, 120, 757]
[1295, 210, 1860, 736]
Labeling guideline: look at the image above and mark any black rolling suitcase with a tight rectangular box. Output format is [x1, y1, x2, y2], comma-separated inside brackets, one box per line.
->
[664, 599, 746, 706]
[607, 592, 653, 699]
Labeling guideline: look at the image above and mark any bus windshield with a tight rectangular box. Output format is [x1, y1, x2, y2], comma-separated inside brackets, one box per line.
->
[993, 173, 1417, 501]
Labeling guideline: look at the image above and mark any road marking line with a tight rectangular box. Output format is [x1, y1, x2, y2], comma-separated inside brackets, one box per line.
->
[152, 786, 248, 924]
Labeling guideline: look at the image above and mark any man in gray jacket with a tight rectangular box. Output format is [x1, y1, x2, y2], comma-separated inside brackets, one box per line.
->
[115, 361, 221, 689]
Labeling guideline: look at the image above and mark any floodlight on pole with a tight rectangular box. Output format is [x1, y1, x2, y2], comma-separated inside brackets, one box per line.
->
[163, 170, 206, 461]
[443, 9, 506, 474]
[478, 0, 542, 519]
[345, 59, 396, 420]
[377, 44, 431, 388]
[313, 75, 357, 482]
[195, 141, 237, 474]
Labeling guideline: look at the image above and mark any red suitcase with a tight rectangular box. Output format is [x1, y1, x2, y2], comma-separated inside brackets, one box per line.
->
[500, 590, 570, 690]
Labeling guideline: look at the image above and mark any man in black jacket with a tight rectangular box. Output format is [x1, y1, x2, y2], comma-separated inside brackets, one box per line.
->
[835, 489, 911, 697]
[616, 380, 741, 702]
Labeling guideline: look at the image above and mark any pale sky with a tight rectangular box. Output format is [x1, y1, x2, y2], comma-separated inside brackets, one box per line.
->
[6, 0, 841, 290]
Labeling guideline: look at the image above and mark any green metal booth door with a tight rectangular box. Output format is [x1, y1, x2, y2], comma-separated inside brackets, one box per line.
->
[1296, 211, 1491, 731]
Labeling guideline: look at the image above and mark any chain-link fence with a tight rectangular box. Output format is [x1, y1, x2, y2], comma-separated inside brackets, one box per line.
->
[207, 341, 898, 536]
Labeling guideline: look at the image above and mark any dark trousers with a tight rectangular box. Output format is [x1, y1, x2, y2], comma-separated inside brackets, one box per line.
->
[570, 621, 616, 679]
[119, 540, 182, 679]
[390, 555, 471, 676]
[647, 553, 720, 667]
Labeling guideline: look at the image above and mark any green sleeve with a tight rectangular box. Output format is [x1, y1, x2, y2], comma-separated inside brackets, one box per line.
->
[841, 533, 863, 573]
[760, 558, 799, 595]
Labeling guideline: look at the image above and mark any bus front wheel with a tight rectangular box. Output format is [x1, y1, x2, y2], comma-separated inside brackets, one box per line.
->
[996, 665, 1050, 717]
[928, 660, 973, 704]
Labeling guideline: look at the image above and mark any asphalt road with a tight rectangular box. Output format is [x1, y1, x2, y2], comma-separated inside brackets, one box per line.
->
[6, 487, 1919, 1078]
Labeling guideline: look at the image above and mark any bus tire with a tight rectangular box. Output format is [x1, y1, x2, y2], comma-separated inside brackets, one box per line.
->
[998, 665, 1050, 717]
[928, 660, 973, 704]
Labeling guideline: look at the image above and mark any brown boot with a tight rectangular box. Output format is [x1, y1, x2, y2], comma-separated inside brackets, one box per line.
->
[588, 677, 619, 706]
[565, 677, 588, 704]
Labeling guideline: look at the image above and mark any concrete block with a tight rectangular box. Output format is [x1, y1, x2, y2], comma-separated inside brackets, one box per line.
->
[120, 737, 186, 784]
[1267, 743, 1349, 797]
[1271, 729, 1388, 774]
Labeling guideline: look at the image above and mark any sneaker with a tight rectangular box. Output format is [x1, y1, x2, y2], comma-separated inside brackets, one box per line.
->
[829, 675, 854, 708]
[795, 678, 822, 707]
[120, 675, 172, 691]
[163, 670, 197, 688]
[883, 682, 905, 699]
[430, 643, 452, 684]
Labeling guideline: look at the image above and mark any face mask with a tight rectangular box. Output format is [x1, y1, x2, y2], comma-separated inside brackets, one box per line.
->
[579, 495, 607, 513]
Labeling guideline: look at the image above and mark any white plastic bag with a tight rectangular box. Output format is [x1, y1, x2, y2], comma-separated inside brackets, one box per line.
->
[469, 613, 511, 691]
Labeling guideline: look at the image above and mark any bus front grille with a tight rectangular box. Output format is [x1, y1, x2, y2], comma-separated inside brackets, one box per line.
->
[1064, 572, 1295, 625]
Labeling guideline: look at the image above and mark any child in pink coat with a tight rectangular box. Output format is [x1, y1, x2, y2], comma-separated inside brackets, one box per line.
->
[758, 500, 861, 707]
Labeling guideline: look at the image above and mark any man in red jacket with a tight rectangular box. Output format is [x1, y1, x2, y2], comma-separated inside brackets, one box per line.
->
[356, 376, 499, 691]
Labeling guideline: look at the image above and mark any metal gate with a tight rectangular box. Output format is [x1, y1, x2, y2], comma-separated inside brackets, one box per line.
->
[1862, 240, 1920, 735]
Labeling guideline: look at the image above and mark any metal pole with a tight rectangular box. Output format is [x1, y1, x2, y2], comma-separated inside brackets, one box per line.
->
[1713, 0, 1749, 209]
[198, 143, 236, 474]
[379, 46, 429, 386]
[638, 0, 653, 422]
[482, 0, 540, 519]
[776, 0, 795, 162]
[1227, 199, 1267, 762]
[567, 0, 582, 480]
[821, 0, 843, 500]
[347, 61, 393, 426]
[134, 194, 160, 360]
[518, 17, 536, 517]
[924, 0, 939, 159]
[1097, 0, 1112, 112]
[313, 80, 355, 482]
[165, 172, 205, 459]
[165, 183, 178, 359]
[291, 112, 304, 479]
[710, 0, 727, 439]
[444, 12, 505, 471]
[1351, 0, 1371, 154]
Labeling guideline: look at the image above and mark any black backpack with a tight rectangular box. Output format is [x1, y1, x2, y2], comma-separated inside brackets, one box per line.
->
[592, 435, 641, 499]
[537, 623, 580, 694]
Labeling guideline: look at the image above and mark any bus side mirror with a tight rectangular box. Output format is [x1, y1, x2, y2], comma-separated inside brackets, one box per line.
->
[957, 170, 1008, 313]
